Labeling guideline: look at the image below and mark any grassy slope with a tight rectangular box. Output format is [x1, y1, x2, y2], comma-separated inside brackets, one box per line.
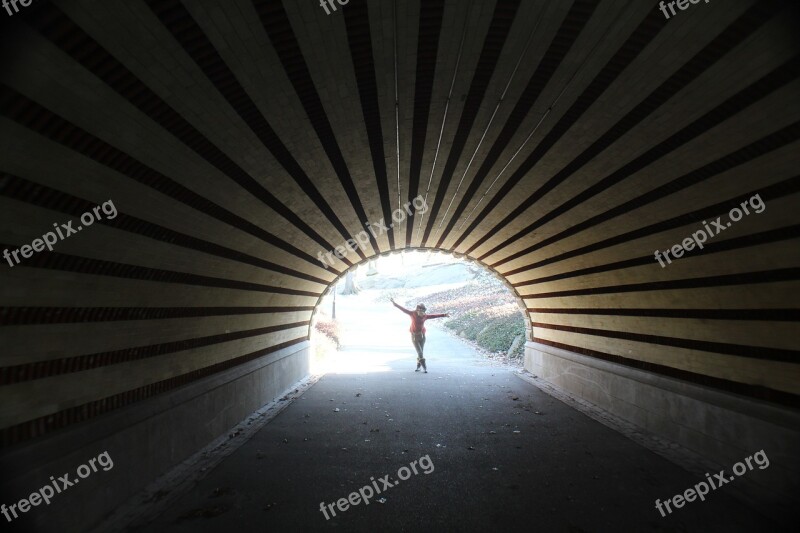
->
[399, 270, 526, 362]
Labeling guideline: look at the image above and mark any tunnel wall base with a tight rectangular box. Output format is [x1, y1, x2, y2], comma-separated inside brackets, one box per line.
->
[524, 341, 800, 515]
[0, 341, 310, 533]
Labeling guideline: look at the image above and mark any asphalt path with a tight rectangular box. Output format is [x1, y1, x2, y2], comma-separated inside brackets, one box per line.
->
[141, 296, 779, 532]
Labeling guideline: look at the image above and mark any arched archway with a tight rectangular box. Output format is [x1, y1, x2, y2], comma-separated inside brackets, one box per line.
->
[309, 247, 532, 345]
[0, 0, 797, 529]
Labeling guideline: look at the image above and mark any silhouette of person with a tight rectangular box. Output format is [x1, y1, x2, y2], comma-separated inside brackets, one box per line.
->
[391, 298, 449, 373]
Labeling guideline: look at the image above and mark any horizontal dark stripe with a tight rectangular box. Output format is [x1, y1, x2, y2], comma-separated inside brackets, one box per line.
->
[511, 223, 800, 287]
[436, 0, 601, 249]
[0, 173, 330, 285]
[420, 0, 521, 244]
[344, 0, 401, 249]
[401, 0, 446, 247]
[472, 5, 784, 259]
[529, 308, 800, 321]
[534, 338, 799, 408]
[494, 115, 800, 270]
[24, 3, 348, 266]
[0, 241, 321, 298]
[0, 322, 309, 386]
[135, 0, 355, 265]
[504, 178, 800, 276]
[0, 306, 314, 325]
[462, 5, 670, 254]
[0, 85, 321, 267]
[0, 338, 307, 449]
[521, 268, 800, 299]
[532, 322, 798, 362]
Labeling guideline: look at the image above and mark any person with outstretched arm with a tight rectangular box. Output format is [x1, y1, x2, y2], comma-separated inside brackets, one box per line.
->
[390, 298, 449, 373]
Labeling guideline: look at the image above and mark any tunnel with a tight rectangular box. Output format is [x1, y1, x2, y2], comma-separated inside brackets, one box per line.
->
[0, 0, 798, 531]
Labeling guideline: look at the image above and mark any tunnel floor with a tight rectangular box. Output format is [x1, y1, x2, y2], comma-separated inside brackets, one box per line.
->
[132, 300, 778, 532]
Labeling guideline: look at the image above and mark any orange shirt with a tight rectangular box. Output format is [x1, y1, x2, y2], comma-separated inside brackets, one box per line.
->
[392, 302, 446, 333]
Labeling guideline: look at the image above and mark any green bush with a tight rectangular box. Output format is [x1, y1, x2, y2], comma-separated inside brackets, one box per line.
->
[476, 315, 525, 353]
[444, 310, 477, 334]
[445, 311, 525, 354]
[463, 319, 488, 341]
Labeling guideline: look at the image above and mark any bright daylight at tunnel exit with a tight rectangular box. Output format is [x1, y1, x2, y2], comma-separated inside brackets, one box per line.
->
[0, 0, 798, 532]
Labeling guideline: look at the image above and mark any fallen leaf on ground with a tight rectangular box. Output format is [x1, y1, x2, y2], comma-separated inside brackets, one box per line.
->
[177, 505, 229, 521]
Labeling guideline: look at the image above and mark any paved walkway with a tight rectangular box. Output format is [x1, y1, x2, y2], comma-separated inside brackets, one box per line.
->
[135, 296, 778, 532]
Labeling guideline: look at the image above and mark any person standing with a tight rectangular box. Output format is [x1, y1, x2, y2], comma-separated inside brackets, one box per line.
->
[390, 298, 449, 373]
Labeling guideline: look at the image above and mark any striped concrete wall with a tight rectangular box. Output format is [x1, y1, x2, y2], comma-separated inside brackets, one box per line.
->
[0, 0, 797, 487]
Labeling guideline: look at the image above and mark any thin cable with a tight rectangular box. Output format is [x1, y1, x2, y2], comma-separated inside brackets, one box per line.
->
[433, 14, 541, 242]
[457, 5, 622, 231]
[457, 97, 555, 230]
[393, 0, 401, 225]
[415, 0, 472, 236]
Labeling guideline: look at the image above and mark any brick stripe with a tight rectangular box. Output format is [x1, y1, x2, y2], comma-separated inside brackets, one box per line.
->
[0, 322, 309, 385]
[0, 338, 307, 448]
[534, 338, 800, 408]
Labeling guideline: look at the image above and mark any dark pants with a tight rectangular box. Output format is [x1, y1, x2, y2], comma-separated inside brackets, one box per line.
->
[411, 332, 426, 362]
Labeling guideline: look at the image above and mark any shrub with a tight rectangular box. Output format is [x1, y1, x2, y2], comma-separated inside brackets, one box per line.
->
[476, 315, 525, 353]
[444, 311, 474, 332]
[314, 317, 340, 346]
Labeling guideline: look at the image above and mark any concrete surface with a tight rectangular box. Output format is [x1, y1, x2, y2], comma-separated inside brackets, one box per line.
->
[0, 343, 311, 533]
[525, 340, 800, 515]
[133, 297, 784, 532]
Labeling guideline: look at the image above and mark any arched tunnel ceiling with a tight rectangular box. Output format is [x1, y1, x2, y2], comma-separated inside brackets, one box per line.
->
[0, 0, 799, 448]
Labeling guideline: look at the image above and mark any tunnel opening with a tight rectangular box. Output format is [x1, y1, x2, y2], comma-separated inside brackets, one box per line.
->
[309, 249, 531, 375]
